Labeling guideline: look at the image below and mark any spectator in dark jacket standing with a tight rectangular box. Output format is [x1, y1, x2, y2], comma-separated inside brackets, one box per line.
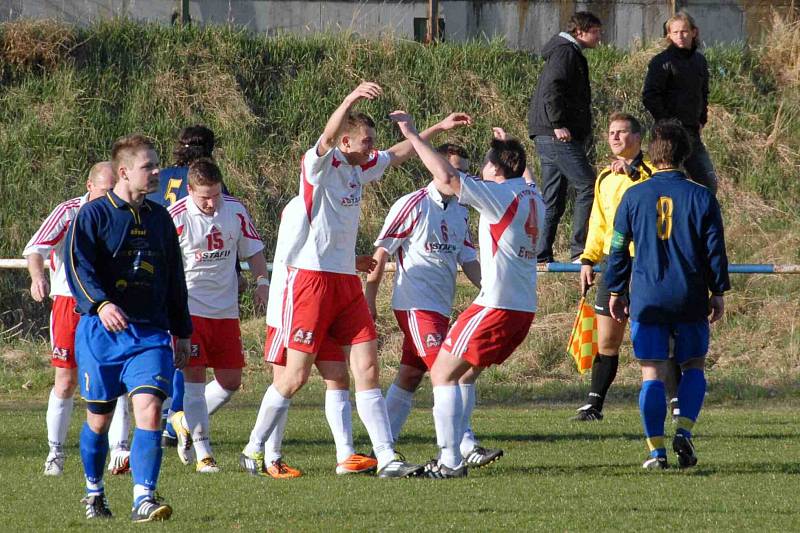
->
[643, 11, 718, 194]
[528, 12, 602, 263]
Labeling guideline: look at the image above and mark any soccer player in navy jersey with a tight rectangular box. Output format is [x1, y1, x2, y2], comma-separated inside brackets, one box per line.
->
[67, 134, 192, 521]
[604, 120, 729, 469]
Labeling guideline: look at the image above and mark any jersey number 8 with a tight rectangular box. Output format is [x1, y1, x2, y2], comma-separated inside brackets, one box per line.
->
[656, 196, 673, 240]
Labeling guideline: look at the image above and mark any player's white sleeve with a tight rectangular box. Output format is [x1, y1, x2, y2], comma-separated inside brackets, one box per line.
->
[456, 173, 511, 224]
[373, 192, 424, 255]
[302, 136, 336, 184]
[235, 205, 265, 260]
[22, 200, 75, 258]
[358, 150, 392, 184]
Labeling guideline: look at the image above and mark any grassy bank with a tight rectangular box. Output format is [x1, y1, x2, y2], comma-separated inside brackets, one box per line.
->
[1, 16, 799, 397]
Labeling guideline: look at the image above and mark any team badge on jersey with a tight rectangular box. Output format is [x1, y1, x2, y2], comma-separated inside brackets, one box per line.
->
[52, 347, 69, 361]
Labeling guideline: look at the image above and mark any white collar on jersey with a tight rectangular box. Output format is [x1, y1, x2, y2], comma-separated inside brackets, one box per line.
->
[186, 195, 220, 217]
[426, 181, 455, 208]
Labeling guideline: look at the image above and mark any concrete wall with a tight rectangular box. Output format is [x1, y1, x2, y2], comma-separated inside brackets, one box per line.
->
[0, 1, 796, 51]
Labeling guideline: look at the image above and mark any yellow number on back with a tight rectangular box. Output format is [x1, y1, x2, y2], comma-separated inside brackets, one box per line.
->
[164, 178, 183, 206]
[656, 197, 673, 240]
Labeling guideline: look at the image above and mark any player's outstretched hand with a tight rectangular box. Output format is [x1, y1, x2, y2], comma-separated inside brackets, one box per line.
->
[579, 264, 594, 296]
[709, 294, 724, 323]
[389, 110, 417, 138]
[356, 255, 378, 273]
[609, 294, 628, 323]
[440, 113, 473, 131]
[98, 302, 129, 333]
[174, 338, 191, 369]
[492, 127, 508, 140]
[30, 276, 50, 302]
[346, 82, 383, 105]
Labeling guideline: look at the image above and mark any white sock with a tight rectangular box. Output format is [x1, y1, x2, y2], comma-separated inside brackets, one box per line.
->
[46, 388, 73, 451]
[184, 382, 212, 460]
[244, 385, 290, 456]
[459, 383, 479, 456]
[433, 385, 463, 469]
[325, 389, 355, 463]
[264, 407, 289, 463]
[205, 379, 235, 416]
[385, 383, 414, 443]
[133, 484, 153, 504]
[107, 396, 130, 450]
[355, 388, 395, 470]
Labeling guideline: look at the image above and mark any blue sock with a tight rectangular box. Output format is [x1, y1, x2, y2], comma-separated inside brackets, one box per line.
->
[131, 428, 163, 506]
[676, 368, 706, 438]
[172, 370, 185, 413]
[639, 380, 667, 458]
[80, 423, 109, 495]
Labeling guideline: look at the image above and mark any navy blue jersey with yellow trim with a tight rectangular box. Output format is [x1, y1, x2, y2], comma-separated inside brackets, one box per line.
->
[605, 170, 730, 323]
[146, 166, 229, 208]
[65, 190, 193, 337]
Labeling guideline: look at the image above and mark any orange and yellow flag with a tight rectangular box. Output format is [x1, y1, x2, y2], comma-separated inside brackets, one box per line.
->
[567, 297, 598, 374]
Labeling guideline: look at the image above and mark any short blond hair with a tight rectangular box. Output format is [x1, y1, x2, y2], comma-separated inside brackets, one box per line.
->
[111, 134, 154, 179]
[87, 161, 112, 183]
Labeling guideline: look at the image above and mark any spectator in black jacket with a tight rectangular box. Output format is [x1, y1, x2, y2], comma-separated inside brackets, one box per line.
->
[643, 11, 718, 194]
[528, 12, 602, 263]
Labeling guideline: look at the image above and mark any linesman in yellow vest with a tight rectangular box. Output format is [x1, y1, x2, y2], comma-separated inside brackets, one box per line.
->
[573, 112, 656, 421]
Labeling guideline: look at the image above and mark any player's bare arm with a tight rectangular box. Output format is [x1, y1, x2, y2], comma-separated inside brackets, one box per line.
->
[387, 112, 473, 167]
[461, 260, 482, 289]
[245, 251, 269, 309]
[364, 247, 390, 320]
[318, 81, 383, 156]
[26, 253, 50, 302]
[390, 111, 462, 196]
[173, 337, 191, 369]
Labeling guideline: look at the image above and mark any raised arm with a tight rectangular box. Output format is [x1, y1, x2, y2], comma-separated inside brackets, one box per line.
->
[318, 82, 383, 156]
[492, 127, 536, 184]
[387, 112, 473, 167]
[390, 111, 463, 196]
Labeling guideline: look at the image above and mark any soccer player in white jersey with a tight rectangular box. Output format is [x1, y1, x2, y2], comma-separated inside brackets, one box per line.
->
[242, 82, 470, 478]
[23, 162, 132, 476]
[391, 111, 545, 478]
[365, 143, 503, 468]
[240, 195, 378, 477]
[168, 158, 269, 473]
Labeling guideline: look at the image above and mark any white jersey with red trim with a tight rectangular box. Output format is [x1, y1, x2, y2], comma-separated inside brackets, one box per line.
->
[374, 182, 477, 317]
[285, 137, 391, 274]
[457, 175, 545, 312]
[265, 196, 307, 328]
[169, 194, 264, 319]
[22, 194, 88, 298]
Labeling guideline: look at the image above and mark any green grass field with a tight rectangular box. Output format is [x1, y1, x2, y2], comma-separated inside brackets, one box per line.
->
[3, 387, 799, 531]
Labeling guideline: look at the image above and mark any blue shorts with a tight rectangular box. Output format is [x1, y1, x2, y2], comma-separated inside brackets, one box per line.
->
[630, 320, 709, 364]
[76, 315, 174, 408]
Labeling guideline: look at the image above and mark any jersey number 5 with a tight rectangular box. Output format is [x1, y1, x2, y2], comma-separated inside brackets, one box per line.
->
[164, 178, 183, 206]
[656, 196, 673, 240]
[524, 199, 539, 248]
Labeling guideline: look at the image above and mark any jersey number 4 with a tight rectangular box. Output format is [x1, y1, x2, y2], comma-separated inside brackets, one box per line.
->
[524, 199, 539, 248]
[656, 196, 673, 240]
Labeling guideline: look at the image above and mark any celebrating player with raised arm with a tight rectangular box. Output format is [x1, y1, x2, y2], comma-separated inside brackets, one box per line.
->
[66, 135, 192, 522]
[242, 82, 468, 478]
[391, 111, 545, 478]
[168, 158, 268, 473]
[604, 120, 729, 469]
[24, 162, 132, 477]
[365, 141, 504, 468]
[240, 194, 379, 478]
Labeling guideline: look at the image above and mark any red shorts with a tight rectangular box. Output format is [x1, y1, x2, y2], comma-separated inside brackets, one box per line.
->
[394, 309, 449, 371]
[442, 304, 534, 368]
[281, 269, 376, 354]
[182, 316, 245, 369]
[263, 325, 345, 366]
[50, 295, 80, 369]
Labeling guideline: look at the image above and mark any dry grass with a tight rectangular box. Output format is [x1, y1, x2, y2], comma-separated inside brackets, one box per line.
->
[758, 9, 800, 88]
[0, 19, 76, 71]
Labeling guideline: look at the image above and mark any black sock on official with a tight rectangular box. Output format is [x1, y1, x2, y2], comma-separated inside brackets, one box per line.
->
[588, 354, 619, 412]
